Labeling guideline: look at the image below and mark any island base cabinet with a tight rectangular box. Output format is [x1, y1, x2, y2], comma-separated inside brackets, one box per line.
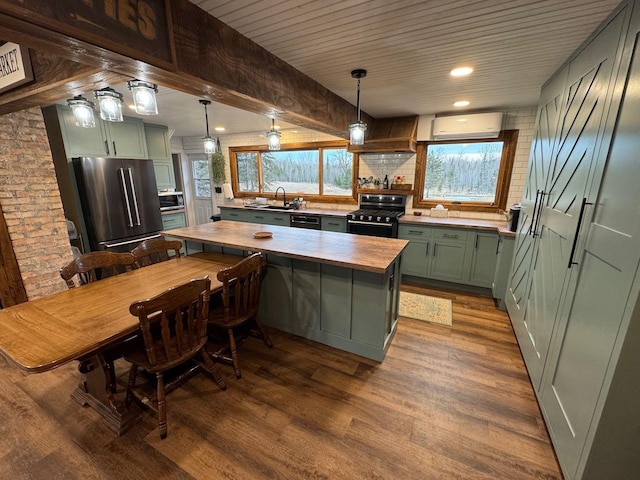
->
[256, 254, 399, 361]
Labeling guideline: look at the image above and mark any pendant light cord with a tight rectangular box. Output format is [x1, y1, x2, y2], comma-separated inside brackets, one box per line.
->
[204, 104, 211, 137]
[356, 77, 361, 122]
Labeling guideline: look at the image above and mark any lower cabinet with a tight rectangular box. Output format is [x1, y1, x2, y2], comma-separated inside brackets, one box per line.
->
[161, 212, 187, 255]
[399, 223, 500, 288]
[321, 217, 347, 232]
[220, 209, 250, 222]
[246, 211, 290, 226]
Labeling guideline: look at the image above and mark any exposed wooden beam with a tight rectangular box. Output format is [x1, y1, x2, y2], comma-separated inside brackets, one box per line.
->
[0, 49, 130, 116]
[0, 0, 372, 138]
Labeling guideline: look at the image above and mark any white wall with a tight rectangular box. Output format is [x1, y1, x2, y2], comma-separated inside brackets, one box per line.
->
[176, 106, 537, 220]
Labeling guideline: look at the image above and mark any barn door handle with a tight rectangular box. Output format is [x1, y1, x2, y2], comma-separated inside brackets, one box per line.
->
[528, 190, 541, 235]
[532, 191, 547, 237]
[567, 197, 593, 268]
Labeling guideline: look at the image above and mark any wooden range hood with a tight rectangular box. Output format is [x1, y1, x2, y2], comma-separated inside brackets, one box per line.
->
[348, 115, 418, 154]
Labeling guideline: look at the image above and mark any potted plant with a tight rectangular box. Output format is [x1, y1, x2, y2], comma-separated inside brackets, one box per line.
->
[210, 151, 226, 185]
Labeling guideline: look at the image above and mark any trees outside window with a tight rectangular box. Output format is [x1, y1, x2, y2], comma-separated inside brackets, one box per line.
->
[192, 159, 211, 198]
[229, 141, 357, 203]
[414, 130, 518, 213]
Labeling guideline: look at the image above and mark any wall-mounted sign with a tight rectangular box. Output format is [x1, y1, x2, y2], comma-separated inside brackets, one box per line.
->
[4, 0, 173, 67]
[0, 42, 33, 94]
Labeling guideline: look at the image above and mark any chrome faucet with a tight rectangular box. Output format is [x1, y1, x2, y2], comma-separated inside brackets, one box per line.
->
[274, 187, 287, 207]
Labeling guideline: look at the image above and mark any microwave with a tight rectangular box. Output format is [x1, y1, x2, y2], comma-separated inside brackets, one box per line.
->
[158, 191, 184, 211]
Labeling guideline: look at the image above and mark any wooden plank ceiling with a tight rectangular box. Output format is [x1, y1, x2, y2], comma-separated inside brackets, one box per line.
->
[191, 0, 621, 117]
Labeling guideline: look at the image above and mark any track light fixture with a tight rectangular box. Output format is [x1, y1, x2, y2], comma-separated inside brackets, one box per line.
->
[67, 95, 96, 128]
[127, 80, 158, 115]
[94, 87, 123, 122]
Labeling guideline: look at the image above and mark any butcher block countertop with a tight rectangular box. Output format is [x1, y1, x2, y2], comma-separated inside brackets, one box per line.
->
[400, 215, 515, 237]
[164, 220, 408, 274]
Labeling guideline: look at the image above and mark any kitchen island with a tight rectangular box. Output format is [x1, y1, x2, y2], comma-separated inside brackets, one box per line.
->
[164, 221, 408, 361]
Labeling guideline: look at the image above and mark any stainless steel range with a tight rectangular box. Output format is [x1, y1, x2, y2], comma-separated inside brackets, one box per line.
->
[347, 193, 406, 237]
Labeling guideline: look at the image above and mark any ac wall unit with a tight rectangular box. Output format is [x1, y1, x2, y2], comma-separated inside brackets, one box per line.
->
[432, 112, 503, 140]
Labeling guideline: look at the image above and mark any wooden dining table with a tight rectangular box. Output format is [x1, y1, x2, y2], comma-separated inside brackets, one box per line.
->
[0, 252, 242, 434]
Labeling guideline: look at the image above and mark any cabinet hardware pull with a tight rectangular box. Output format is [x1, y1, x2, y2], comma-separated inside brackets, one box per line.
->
[433, 244, 437, 256]
[255, 216, 264, 219]
[388, 274, 394, 291]
[112, 141, 117, 156]
[533, 191, 547, 237]
[105, 140, 110, 155]
[425, 243, 429, 256]
[119, 168, 134, 227]
[495, 237, 502, 255]
[567, 197, 593, 268]
[409, 230, 422, 234]
[475, 234, 479, 249]
[529, 189, 541, 235]
[443, 233, 458, 239]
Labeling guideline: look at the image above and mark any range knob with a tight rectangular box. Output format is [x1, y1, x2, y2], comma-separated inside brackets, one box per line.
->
[367, 215, 373, 221]
[376, 216, 382, 222]
[359, 214, 365, 220]
[385, 216, 391, 222]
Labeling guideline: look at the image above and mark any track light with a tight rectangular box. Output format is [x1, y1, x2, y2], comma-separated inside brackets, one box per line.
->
[94, 87, 123, 122]
[127, 80, 158, 115]
[67, 95, 95, 128]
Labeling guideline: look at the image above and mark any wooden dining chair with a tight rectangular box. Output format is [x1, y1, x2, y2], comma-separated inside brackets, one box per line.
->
[131, 236, 183, 267]
[207, 253, 273, 379]
[125, 276, 227, 439]
[60, 251, 137, 288]
[60, 250, 138, 392]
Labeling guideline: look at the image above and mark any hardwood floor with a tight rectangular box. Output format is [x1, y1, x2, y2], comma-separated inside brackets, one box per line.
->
[0, 284, 562, 479]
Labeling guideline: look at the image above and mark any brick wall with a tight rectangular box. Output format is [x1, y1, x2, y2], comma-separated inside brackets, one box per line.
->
[0, 107, 71, 299]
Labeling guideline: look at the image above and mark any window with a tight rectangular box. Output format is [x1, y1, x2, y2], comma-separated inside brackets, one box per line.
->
[191, 157, 211, 198]
[230, 141, 357, 202]
[413, 130, 518, 212]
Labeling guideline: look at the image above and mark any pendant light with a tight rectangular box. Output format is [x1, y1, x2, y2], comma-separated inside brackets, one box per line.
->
[127, 80, 158, 115]
[199, 99, 216, 154]
[67, 95, 96, 128]
[348, 68, 367, 145]
[94, 87, 123, 122]
[266, 118, 281, 151]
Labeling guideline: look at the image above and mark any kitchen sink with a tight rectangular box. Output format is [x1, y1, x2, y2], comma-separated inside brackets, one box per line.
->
[262, 205, 293, 210]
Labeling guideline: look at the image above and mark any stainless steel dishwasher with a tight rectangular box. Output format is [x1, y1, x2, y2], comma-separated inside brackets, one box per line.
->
[290, 214, 321, 229]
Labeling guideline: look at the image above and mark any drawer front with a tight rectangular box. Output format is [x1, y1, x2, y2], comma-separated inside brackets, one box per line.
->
[220, 209, 249, 222]
[431, 228, 468, 241]
[162, 213, 186, 230]
[398, 224, 431, 240]
[265, 213, 290, 226]
[321, 217, 347, 232]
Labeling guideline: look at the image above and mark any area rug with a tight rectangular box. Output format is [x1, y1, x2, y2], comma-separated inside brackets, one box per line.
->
[399, 292, 453, 326]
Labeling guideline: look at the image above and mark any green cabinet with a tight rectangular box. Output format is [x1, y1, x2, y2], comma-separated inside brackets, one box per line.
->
[468, 232, 500, 287]
[161, 212, 187, 255]
[220, 208, 249, 222]
[52, 105, 148, 159]
[399, 224, 499, 288]
[321, 217, 347, 232]
[246, 211, 290, 226]
[145, 123, 175, 190]
[492, 236, 515, 309]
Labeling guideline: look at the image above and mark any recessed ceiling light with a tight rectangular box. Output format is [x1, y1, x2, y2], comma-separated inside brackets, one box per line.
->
[274, 125, 281, 130]
[450, 67, 473, 77]
[128, 104, 136, 110]
[214, 127, 225, 132]
[454, 100, 470, 107]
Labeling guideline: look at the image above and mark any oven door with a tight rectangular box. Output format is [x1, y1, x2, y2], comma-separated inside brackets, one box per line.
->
[347, 220, 397, 238]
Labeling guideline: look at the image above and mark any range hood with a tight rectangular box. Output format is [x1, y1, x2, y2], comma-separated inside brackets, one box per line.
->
[348, 115, 418, 153]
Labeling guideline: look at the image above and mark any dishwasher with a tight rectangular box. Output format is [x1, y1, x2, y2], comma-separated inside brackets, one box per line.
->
[290, 214, 321, 229]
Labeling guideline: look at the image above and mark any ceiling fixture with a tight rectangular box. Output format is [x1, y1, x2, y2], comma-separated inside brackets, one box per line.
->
[94, 87, 123, 122]
[454, 100, 470, 107]
[348, 68, 367, 145]
[67, 95, 96, 128]
[266, 118, 281, 150]
[199, 99, 217, 154]
[450, 66, 474, 77]
[214, 127, 226, 132]
[127, 80, 158, 115]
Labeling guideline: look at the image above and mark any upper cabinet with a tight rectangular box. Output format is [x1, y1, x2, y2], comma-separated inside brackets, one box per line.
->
[144, 123, 175, 190]
[50, 105, 148, 159]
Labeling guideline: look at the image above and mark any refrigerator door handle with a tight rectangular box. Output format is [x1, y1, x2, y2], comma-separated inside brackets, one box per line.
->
[119, 168, 134, 227]
[127, 167, 142, 226]
[99, 233, 162, 249]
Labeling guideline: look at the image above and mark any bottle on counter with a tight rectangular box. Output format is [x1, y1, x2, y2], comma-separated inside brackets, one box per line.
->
[383, 175, 389, 189]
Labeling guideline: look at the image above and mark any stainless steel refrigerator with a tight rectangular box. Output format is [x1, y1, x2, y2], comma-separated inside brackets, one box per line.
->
[73, 157, 163, 252]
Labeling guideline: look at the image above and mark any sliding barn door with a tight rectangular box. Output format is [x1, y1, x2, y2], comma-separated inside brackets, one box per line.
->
[514, 8, 629, 390]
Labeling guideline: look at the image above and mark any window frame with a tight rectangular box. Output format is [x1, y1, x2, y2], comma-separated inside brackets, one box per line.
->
[413, 129, 518, 213]
[229, 140, 359, 204]
[191, 156, 212, 199]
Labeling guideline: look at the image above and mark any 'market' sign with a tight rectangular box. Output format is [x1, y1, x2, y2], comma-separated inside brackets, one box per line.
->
[0, 42, 33, 94]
